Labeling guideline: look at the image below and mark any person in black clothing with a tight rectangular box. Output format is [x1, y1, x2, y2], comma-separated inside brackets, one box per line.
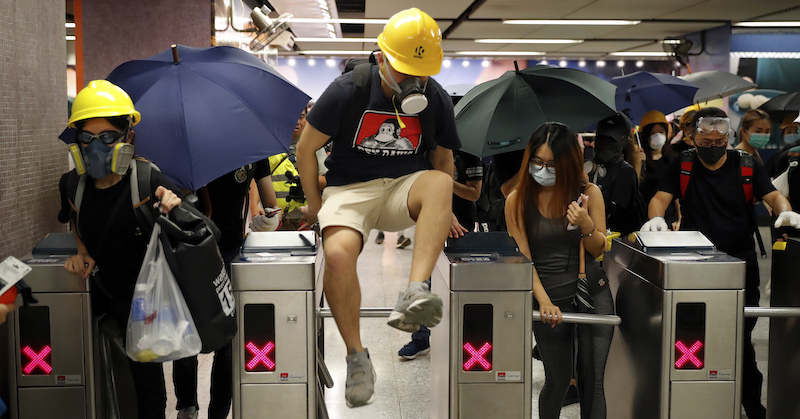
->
[172, 161, 278, 419]
[61, 80, 184, 419]
[589, 112, 644, 235]
[669, 110, 697, 155]
[642, 107, 800, 419]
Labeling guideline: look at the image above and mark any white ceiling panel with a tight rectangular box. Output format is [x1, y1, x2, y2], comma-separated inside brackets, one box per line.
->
[555, 40, 657, 53]
[602, 22, 729, 39]
[364, 0, 473, 20]
[661, 1, 800, 20]
[563, 0, 700, 20]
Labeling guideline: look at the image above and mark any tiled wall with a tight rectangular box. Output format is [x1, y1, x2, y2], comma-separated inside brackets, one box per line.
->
[82, 0, 212, 83]
[0, 0, 69, 258]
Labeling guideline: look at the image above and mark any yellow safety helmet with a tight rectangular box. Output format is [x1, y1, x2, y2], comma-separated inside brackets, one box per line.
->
[68, 80, 141, 128]
[639, 110, 668, 128]
[377, 8, 443, 77]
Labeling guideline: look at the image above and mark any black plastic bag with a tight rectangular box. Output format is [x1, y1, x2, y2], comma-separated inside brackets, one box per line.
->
[155, 206, 236, 353]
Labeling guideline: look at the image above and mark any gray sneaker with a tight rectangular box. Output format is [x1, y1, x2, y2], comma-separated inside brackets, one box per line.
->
[177, 406, 198, 419]
[345, 349, 376, 407]
[387, 281, 442, 332]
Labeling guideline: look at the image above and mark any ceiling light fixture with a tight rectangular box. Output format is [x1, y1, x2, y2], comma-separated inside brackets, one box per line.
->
[66, 35, 76, 41]
[734, 21, 800, 27]
[610, 51, 673, 57]
[454, 51, 545, 56]
[297, 50, 374, 56]
[596, 60, 606, 67]
[475, 39, 583, 44]
[294, 37, 377, 43]
[65, 22, 76, 28]
[504, 19, 640, 26]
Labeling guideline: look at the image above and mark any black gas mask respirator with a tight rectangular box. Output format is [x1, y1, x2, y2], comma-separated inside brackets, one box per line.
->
[379, 57, 429, 114]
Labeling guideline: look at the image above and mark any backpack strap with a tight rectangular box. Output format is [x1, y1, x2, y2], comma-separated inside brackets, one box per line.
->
[130, 160, 156, 233]
[67, 170, 87, 239]
[736, 150, 766, 258]
[679, 149, 695, 199]
[343, 63, 373, 139]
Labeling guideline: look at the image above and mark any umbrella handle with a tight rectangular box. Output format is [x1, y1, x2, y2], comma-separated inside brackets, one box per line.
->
[487, 138, 521, 148]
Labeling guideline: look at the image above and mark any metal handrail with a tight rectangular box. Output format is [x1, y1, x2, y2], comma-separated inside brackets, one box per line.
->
[317, 308, 393, 318]
[744, 307, 800, 318]
[533, 311, 622, 326]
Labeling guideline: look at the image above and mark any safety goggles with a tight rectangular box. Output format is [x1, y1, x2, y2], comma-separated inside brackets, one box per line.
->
[696, 117, 732, 135]
[76, 130, 126, 145]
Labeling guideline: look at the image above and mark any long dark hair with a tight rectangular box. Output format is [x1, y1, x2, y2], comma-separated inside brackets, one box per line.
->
[511, 122, 586, 233]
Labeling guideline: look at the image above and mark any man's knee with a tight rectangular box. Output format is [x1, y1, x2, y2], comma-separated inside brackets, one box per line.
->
[415, 171, 453, 199]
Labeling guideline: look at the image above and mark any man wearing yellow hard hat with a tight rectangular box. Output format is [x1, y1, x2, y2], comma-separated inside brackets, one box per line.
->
[295, 8, 463, 407]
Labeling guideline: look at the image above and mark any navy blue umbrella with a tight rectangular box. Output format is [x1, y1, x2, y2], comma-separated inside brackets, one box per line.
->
[105, 44, 310, 190]
[610, 71, 699, 125]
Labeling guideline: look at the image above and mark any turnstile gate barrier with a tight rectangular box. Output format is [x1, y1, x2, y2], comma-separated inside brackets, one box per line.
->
[605, 231, 746, 419]
[430, 232, 533, 419]
[231, 231, 326, 419]
[3, 233, 97, 419]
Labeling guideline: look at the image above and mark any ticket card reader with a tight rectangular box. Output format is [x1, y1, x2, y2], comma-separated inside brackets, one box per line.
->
[4, 233, 96, 419]
[231, 231, 322, 419]
[605, 232, 745, 419]
[430, 233, 533, 419]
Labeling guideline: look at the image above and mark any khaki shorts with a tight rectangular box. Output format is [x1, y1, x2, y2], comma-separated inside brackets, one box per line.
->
[318, 171, 425, 242]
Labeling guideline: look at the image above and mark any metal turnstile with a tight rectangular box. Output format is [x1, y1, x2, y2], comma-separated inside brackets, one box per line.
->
[604, 231, 746, 419]
[231, 231, 327, 419]
[430, 232, 533, 419]
[767, 237, 800, 418]
[3, 233, 96, 419]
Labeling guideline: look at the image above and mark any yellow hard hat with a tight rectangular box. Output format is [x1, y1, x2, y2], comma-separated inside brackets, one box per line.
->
[640, 110, 668, 128]
[68, 80, 141, 128]
[377, 8, 443, 77]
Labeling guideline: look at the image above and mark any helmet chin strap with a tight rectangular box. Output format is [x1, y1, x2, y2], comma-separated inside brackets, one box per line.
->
[378, 56, 407, 129]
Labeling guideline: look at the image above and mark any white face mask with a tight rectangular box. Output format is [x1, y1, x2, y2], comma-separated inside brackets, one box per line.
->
[649, 133, 667, 150]
[529, 163, 556, 186]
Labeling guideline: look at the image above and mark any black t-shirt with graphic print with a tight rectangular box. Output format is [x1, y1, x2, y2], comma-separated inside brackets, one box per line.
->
[307, 65, 461, 186]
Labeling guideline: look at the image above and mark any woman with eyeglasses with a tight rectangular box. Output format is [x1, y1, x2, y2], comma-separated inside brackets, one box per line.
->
[736, 109, 771, 164]
[59, 80, 183, 419]
[505, 122, 611, 419]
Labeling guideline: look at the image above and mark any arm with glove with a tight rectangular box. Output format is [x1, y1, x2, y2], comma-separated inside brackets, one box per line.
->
[249, 176, 282, 231]
[640, 190, 674, 231]
[764, 190, 800, 229]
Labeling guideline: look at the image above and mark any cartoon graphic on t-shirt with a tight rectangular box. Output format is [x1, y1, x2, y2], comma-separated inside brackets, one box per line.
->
[354, 111, 422, 157]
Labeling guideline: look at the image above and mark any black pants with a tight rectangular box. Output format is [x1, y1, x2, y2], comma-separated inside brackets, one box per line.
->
[576, 286, 614, 419]
[533, 300, 576, 419]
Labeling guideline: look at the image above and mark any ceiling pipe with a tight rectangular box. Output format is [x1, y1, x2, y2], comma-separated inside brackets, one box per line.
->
[441, 0, 488, 39]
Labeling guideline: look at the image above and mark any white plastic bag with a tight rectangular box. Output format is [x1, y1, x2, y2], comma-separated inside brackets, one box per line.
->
[126, 224, 202, 362]
[773, 169, 790, 198]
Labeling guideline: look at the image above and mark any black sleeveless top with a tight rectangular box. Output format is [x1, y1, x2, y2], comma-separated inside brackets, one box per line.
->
[525, 200, 600, 304]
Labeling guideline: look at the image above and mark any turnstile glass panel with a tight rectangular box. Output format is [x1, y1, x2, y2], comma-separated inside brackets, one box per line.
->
[244, 304, 276, 372]
[462, 304, 493, 372]
[674, 303, 706, 370]
[18, 306, 52, 375]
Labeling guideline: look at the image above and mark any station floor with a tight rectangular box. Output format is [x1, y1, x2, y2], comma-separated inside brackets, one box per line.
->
[165, 227, 773, 419]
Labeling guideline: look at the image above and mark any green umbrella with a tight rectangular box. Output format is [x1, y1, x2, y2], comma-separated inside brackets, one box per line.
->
[454, 64, 617, 157]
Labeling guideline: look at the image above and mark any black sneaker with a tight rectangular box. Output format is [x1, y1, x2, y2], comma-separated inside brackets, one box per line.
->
[398, 339, 430, 360]
[375, 231, 385, 244]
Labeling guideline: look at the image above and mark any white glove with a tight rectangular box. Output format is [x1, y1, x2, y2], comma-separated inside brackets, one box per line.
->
[249, 207, 282, 232]
[774, 211, 800, 229]
[640, 216, 669, 232]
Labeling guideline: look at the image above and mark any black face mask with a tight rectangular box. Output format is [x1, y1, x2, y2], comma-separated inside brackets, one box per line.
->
[594, 136, 624, 164]
[695, 144, 726, 165]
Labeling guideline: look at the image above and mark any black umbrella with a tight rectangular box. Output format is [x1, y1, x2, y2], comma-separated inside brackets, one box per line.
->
[758, 91, 800, 120]
[454, 64, 617, 157]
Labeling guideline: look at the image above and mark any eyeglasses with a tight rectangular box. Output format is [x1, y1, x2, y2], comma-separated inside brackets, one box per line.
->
[696, 117, 733, 135]
[695, 138, 729, 148]
[530, 157, 555, 174]
[76, 130, 126, 145]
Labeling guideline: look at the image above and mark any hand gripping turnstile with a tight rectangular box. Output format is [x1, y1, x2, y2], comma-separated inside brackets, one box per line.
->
[231, 231, 328, 419]
[604, 231, 746, 419]
[3, 233, 97, 419]
[430, 233, 533, 419]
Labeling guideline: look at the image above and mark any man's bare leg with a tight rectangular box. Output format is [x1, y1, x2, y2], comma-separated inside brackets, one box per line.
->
[322, 226, 364, 352]
[407, 170, 454, 284]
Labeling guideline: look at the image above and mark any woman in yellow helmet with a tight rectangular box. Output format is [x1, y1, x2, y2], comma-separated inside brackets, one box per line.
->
[60, 80, 183, 419]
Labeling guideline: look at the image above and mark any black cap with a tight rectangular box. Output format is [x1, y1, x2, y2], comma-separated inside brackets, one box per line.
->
[596, 112, 632, 143]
